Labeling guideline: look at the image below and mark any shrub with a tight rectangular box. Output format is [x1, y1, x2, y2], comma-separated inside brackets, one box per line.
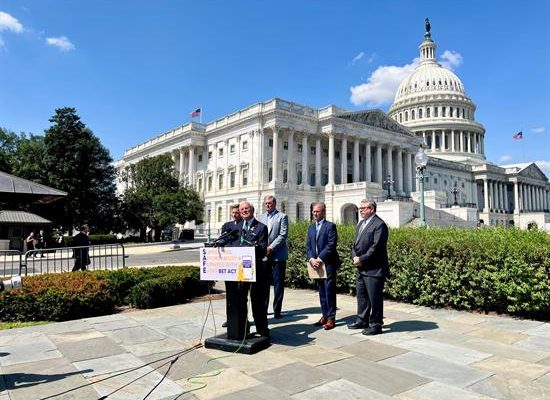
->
[0, 266, 213, 322]
[62, 234, 118, 247]
[286, 223, 550, 320]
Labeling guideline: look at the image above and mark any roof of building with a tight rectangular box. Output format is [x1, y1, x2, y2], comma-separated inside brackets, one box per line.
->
[0, 210, 52, 224]
[0, 171, 67, 197]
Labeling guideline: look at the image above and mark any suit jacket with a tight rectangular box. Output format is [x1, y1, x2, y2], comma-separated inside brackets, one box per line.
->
[238, 218, 268, 260]
[352, 214, 389, 277]
[306, 220, 341, 271]
[259, 210, 288, 261]
[219, 220, 242, 247]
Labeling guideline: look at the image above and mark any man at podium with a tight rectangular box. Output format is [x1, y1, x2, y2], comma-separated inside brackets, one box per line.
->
[238, 201, 269, 337]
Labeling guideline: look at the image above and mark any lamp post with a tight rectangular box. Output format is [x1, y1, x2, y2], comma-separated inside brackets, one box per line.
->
[415, 147, 428, 227]
[450, 185, 460, 206]
[206, 204, 212, 243]
[383, 174, 394, 200]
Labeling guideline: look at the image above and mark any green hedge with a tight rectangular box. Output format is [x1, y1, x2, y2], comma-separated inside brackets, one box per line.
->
[286, 224, 550, 320]
[0, 266, 213, 322]
[62, 234, 119, 247]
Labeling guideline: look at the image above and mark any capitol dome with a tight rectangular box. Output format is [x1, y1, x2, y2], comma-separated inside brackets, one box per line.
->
[389, 19, 486, 163]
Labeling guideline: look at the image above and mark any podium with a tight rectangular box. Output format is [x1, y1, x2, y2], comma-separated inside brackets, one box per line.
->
[201, 245, 270, 354]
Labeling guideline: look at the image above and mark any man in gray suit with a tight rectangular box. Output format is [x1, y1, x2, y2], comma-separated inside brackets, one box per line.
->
[260, 195, 289, 319]
[348, 199, 389, 335]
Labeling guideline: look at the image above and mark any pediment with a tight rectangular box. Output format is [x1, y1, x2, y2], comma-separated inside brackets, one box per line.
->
[518, 163, 548, 181]
[335, 110, 414, 137]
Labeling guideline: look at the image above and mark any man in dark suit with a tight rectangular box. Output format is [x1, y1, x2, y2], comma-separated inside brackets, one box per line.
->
[348, 200, 389, 335]
[306, 202, 340, 330]
[72, 225, 91, 271]
[238, 201, 270, 337]
[219, 204, 243, 328]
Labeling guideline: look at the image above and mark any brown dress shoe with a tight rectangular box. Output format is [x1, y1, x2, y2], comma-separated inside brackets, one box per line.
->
[323, 319, 335, 330]
[314, 316, 327, 326]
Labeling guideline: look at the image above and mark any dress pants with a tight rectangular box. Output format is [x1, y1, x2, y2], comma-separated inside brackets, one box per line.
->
[266, 260, 286, 316]
[356, 272, 385, 326]
[317, 267, 337, 320]
[251, 261, 270, 335]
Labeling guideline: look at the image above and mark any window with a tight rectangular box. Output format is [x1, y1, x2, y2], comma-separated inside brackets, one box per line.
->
[297, 170, 302, 185]
[309, 173, 315, 186]
[283, 169, 288, 183]
[426, 107, 431, 117]
[434, 107, 438, 117]
[230, 144, 236, 153]
[347, 153, 351, 161]
[218, 174, 223, 190]
[284, 141, 288, 150]
[268, 168, 272, 182]
[208, 151, 213, 160]
[197, 178, 202, 192]
[419, 108, 423, 119]
[310, 146, 316, 155]
[217, 206, 223, 223]
[218, 147, 224, 157]
[323, 149, 328, 156]
[399, 113, 402, 123]
[242, 141, 248, 150]
[207, 176, 212, 191]
[297, 144, 303, 153]
[269, 139, 273, 147]
[411, 110, 415, 120]
[230, 171, 235, 188]
[198, 154, 203, 162]
[242, 169, 248, 186]
[405, 111, 408, 121]
[335, 151, 340, 159]
[449, 108, 453, 117]
[442, 107, 446, 117]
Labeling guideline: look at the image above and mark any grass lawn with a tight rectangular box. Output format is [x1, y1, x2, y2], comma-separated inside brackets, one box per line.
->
[0, 321, 49, 330]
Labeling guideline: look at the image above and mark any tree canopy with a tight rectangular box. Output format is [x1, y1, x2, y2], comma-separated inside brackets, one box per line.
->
[121, 154, 204, 238]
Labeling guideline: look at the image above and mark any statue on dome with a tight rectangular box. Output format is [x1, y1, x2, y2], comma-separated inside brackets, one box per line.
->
[425, 18, 431, 37]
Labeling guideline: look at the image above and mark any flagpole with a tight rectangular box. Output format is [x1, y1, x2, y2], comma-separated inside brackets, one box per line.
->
[200, 105, 202, 124]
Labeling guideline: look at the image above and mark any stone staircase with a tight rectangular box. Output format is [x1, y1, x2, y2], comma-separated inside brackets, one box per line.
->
[407, 202, 477, 228]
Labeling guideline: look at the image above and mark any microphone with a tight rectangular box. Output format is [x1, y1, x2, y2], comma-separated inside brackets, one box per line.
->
[212, 229, 238, 246]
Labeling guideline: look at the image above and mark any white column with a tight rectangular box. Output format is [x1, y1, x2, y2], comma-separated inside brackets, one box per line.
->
[188, 146, 195, 185]
[353, 138, 360, 182]
[441, 130, 446, 151]
[179, 148, 185, 182]
[302, 134, 309, 187]
[365, 142, 372, 183]
[503, 183, 509, 212]
[271, 127, 279, 183]
[375, 144, 383, 183]
[514, 182, 520, 213]
[386, 145, 393, 183]
[460, 131, 464, 152]
[483, 179, 489, 212]
[315, 136, 322, 187]
[341, 137, 348, 184]
[451, 130, 456, 152]
[469, 132, 474, 153]
[396, 148, 403, 193]
[405, 152, 412, 193]
[287, 129, 295, 185]
[431, 131, 436, 151]
[328, 133, 335, 185]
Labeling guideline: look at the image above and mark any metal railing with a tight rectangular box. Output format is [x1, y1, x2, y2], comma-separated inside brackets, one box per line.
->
[8, 243, 127, 277]
[0, 250, 24, 278]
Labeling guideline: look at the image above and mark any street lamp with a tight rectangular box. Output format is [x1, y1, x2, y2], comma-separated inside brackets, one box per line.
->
[206, 204, 212, 243]
[450, 185, 461, 206]
[415, 147, 429, 227]
[383, 174, 394, 200]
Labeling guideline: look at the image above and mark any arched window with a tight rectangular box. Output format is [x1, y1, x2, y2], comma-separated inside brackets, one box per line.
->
[411, 110, 415, 120]
[405, 111, 408, 121]
[426, 107, 431, 118]
[217, 206, 223, 223]
[419, 108, 423, 119]
[399, 113, 402, 123]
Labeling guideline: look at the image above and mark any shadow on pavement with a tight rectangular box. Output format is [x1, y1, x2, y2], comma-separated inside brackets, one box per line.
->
[2, 369, 93, 390]
[384, 320, 438, 332]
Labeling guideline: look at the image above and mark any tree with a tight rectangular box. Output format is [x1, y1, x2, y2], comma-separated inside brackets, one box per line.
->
[0, 127, 19, 173]
[121, 154, 204, 239]
[11, 134, 47, 184]
[42, 107, 118, 232]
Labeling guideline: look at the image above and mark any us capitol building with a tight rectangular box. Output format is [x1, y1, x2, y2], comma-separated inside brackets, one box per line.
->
[116, 21, 550, 232]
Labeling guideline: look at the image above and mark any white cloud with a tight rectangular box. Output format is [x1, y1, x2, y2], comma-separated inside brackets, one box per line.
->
[499, 155, 513, 163]
[46, 36, 75, 51]
[351, 51, 364, 65]
[439, 50, 463, 70]
[0, 11, 23, 33]
[531, 127, 545, 133]
[535, 160, 550, 175]
[350, 58, 419, 107]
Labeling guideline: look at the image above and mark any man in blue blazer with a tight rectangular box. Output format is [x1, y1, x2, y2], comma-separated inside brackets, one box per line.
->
[306, 203, 340, 330]
[260, 195, 288, 319]
[349, 200, 389, 335]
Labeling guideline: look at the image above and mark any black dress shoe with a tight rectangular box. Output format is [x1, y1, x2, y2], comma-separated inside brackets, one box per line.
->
[222, 321, 228, 328]
[257, 329, 270, 338]
[362, 325, 382, 335]
[274, 313, 282, 319]
[347, 322, 367, 330]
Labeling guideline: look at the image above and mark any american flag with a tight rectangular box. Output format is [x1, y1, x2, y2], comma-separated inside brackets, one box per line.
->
[512, 131, 523, 140]
[190, 108, 201, 118]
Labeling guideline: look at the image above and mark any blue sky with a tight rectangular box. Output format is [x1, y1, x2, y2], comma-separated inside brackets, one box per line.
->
[1, 1, 549, 174]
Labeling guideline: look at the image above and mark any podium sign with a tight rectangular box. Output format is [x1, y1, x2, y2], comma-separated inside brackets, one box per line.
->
[200, 246, 256, 282]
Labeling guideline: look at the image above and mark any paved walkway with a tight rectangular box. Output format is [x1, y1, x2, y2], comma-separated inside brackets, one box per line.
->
[1, 285, 549, 400]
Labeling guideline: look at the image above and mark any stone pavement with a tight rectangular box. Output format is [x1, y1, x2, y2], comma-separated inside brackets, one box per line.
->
[1, 285, 549, 400]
